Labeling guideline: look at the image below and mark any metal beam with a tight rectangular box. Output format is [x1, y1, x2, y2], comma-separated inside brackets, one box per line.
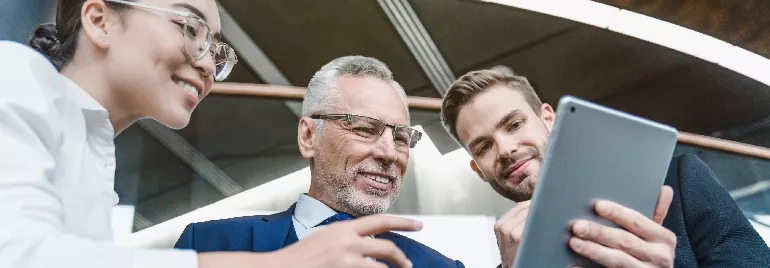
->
[378, 0, 456, 95]
[730, 180, 770, 200]
[217, 4, 303, 117]
[712, 115, 770, 141]
[137, 120, 243, 196]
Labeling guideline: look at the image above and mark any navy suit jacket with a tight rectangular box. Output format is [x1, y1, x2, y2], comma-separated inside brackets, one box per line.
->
[174, 204, 464, 268]
[662, 154, 770, 267]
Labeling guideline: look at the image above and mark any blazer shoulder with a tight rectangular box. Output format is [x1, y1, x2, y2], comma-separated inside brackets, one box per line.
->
[186, 208, 294, 234]
[669, 153, 702, 167]
[175, 213, 276, 251]
[666, 153, 711, 180]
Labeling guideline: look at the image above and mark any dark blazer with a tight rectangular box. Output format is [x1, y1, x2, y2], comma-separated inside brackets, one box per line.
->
[174, 204, 465, 268]
[663, 153, 770, 267]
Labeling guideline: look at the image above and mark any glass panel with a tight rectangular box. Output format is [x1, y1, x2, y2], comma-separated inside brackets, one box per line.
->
[114, 124, 223, 232]
[115, 97, 310, 231]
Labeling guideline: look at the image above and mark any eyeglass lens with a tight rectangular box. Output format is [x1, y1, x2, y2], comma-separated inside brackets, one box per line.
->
[182, 17, 236, 81]
[345, 116, 416, 148]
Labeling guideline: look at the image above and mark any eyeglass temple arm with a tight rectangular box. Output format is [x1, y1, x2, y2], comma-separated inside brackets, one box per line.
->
[105, 0, 191, 18]
[311, 114, 352, 121]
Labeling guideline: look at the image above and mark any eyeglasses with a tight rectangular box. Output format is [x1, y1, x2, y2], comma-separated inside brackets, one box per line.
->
[311, 114, 423, 149]
[104, 0, 237, 81]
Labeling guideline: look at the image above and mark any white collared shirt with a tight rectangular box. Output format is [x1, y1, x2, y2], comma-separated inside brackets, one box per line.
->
[292, 194, 340, 240]
[0, 41, 197, 268]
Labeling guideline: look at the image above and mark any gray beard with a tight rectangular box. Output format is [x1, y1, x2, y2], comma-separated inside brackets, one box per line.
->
[315, 164, 401, 217]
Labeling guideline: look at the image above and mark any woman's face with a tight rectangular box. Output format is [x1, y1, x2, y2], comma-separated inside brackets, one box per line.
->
[103, 0, 221, 129]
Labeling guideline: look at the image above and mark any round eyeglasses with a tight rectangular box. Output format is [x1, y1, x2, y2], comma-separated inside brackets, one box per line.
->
[178, 15, 237, 81]
[104, 0, 238, 81]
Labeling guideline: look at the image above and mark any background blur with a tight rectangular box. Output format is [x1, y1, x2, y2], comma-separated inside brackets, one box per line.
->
[3, 0, 770, 266]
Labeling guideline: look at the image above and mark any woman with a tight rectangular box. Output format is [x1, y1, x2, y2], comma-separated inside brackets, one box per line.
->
[0, 1, 419, 267]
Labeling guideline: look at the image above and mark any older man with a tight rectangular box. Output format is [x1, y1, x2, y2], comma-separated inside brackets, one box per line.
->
[440, 69, 770, 268]
[174, 56, 464, 267]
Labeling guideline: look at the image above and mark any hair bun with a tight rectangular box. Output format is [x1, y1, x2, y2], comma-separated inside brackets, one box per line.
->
[29, 23, 61, 58]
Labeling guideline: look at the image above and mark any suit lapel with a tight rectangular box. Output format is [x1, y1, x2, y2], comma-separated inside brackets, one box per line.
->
[376, 232, 415, 268]
[251, 204, 296, 252]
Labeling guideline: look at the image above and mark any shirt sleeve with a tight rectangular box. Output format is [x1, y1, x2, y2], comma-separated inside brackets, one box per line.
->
[0, 41, 199, 268]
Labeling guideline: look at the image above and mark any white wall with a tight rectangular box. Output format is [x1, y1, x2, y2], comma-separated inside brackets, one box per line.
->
[393, 215, 500, 267]
[111, 205, 136, 245]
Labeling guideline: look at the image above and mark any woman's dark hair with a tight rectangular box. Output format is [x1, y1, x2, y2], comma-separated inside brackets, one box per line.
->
[29, 0, 130, 70]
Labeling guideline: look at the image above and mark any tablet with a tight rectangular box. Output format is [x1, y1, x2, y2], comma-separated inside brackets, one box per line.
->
[512, 96, 677, 268]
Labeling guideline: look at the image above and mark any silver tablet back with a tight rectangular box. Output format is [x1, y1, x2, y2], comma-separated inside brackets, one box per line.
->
[512, 96, 677, 268]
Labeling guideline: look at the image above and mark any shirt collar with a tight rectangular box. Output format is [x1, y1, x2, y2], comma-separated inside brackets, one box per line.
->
[61, 76, 115, 137]
[293, 194, 338, 229]
[61, 76, 109, 113]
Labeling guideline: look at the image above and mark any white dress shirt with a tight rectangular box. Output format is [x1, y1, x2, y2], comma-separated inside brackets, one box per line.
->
[292, 194, 339, 240]
[0, 41, 198, 268]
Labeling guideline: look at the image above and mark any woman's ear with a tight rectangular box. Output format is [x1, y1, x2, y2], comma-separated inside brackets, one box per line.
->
[80, 0, 116, 49]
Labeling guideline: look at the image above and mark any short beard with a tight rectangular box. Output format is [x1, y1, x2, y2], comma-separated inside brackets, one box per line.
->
[488, 142, 546, 202]
[315, 162, 401, 217]
[490, 175, 535, 202]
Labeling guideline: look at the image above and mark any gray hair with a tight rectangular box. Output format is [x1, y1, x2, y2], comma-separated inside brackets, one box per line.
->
[302, 56, 409, 119]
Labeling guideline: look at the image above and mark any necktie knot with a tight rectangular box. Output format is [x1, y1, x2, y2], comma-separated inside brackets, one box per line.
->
[316, 213, 354, 227]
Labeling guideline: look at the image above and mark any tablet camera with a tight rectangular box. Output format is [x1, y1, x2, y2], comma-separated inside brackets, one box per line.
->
[570, 106, 576, 113]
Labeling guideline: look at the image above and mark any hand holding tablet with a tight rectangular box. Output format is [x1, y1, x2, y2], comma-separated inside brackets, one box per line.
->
[568, 187, 676, 268]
